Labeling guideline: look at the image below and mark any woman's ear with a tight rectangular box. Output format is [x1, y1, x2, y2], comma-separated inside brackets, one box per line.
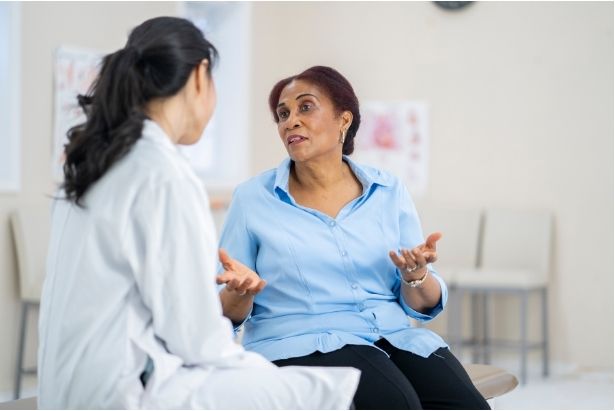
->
[194, 59, 210, 94]
[341, 111, 353, 131]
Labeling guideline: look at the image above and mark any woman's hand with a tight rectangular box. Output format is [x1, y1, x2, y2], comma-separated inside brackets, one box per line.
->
[216, 249, 267, 296]
[389, 232, 442, 281]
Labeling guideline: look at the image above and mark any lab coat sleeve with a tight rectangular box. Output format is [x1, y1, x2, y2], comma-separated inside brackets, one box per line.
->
[395, 181, 448, 321]
[128, 178, 243, 367]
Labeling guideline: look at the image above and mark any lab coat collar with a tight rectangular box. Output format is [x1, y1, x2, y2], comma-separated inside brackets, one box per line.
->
[141, 119, 182, 155]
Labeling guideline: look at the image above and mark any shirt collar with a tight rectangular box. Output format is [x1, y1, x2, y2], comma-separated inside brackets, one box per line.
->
[273, 155, 392, 197]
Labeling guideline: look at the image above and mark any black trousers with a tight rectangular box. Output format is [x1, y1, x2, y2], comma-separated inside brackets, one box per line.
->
[274, 339, 490, 410]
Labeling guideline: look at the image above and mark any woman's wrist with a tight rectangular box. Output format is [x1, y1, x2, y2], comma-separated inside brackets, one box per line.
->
[402, 267, 429, 285]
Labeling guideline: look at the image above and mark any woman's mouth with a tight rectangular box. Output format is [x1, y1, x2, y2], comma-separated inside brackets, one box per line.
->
[287, 135, 307, 145]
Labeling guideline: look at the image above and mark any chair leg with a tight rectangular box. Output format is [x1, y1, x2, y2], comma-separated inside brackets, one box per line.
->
[471, 293, 481, 363]
[519, 291, 528, 385]
[448, 287, 463, 355]
[541, 287, 549, 377]
[483, 293, 491, 364]
[14, 301, 28, 400]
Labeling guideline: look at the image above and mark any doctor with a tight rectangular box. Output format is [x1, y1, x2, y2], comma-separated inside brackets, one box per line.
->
[38, 16, 359, 409]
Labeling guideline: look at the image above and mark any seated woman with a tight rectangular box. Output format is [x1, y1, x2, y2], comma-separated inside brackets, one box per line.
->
[217, 66, 490, 410]
[38, 21, 359, 409]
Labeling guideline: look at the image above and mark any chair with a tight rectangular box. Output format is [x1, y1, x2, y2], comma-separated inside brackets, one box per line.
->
[451, 209, 552, 384]
[10, 205, 51, 399]
[418, 206, 483, 344]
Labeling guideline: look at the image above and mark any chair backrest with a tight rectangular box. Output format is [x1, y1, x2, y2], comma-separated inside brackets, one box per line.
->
[480, 209, 552, 278]
[10, 205, 51, 302]
[419, 206, 482, 270]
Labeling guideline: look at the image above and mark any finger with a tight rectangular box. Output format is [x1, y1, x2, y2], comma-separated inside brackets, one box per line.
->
[218, 248, 234, 270]
[425, 232, 442, 250]
[216, 270, 237, 284]
[389, 250, 407, 269]
[226, 278, 242, 292]
[423, 251, 438, 264]
[249, 279, 267, 295]
[402, 249, 418, 268]
[412, 249, 427, 267]
[236, 276, 257, 295]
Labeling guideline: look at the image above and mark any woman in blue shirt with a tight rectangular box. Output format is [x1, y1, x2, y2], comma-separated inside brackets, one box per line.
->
[217, 66, 489, 409]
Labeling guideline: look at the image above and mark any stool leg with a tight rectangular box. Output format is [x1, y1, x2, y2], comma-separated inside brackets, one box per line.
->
[14, 301, 28, 400]
[541, 287, 549, 377]
[520, 291, 528, 385]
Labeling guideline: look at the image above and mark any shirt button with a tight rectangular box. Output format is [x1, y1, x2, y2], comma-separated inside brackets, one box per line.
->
[329, 221, 336, 227]
[373, 328, 380, 333]
[358, 303, 364, 310]
[351, 283, 358, 289]
[341, 250, 347, 256]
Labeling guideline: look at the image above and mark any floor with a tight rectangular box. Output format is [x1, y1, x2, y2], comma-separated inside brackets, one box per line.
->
[494, 371, 614, 410]
[456, 351, 614, 410]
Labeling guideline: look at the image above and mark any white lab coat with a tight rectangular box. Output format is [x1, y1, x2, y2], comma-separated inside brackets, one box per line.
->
[38, 120, 360, 409]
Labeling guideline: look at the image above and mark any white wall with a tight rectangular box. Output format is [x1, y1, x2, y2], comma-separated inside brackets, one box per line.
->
[0, 1, 179, 398]
[0, 0, 612, 399]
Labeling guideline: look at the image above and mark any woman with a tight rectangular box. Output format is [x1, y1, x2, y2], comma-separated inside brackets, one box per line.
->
[38, 20, 359, 409]
[217, 66, 490, 409]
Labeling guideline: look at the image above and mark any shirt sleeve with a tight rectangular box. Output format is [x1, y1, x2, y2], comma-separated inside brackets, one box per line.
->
[395, 181, 448, 321]
[127, 178, 244, 366]
[216, 186, 259, 327]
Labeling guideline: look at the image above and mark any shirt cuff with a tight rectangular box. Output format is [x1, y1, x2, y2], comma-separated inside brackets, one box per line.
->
[398, 267, 448, 322]
[231, 312, 252, 333]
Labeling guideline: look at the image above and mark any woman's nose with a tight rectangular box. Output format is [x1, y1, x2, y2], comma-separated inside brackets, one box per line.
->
[285, 112, 301, 130]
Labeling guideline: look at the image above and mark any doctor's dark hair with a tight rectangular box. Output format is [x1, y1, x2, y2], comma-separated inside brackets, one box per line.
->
[268, 66, 361, 155]
[62, 16, 218, 206]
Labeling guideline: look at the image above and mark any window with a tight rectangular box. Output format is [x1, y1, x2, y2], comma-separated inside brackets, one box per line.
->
[0, 2, 20, 191]
[180, 2, 252, 190]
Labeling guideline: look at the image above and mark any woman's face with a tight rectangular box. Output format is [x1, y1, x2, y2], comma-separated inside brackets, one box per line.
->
[275, 79, 350, 162]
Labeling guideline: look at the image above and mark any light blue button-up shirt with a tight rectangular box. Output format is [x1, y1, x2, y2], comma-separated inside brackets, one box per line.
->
[218, 156, 449, 361]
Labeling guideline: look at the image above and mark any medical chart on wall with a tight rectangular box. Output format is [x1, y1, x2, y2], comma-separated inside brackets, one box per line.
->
[353, 101, 430, 198]
[52, 46, 103, 181]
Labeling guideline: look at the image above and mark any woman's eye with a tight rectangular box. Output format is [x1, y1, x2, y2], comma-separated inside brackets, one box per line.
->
[278, 111, 289, 120]
[300, 103, 312, 111]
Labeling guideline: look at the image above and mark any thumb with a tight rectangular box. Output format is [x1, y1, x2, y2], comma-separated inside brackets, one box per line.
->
[218, 248, 233, 269]
[425, 232, 442, 250]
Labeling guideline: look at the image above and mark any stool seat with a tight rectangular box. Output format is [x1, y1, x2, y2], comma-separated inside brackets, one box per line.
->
[465, 363, 519, 399]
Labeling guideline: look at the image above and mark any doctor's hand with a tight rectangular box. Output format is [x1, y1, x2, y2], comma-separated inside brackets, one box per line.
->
[389, 232, 442, 281]
[216, 249, 267, 297]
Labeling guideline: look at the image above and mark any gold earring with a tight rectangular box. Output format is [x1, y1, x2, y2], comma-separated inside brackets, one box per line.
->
[339, 129, 347, 144]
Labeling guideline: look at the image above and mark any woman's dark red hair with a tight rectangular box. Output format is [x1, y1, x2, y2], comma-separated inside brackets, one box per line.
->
[268, 66, 361, 155]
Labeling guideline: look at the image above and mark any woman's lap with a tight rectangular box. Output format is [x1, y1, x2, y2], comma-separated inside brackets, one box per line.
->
[377, 339, 490, 410]
[274, 344, 421, 409]
[274, 341, 490, 410]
